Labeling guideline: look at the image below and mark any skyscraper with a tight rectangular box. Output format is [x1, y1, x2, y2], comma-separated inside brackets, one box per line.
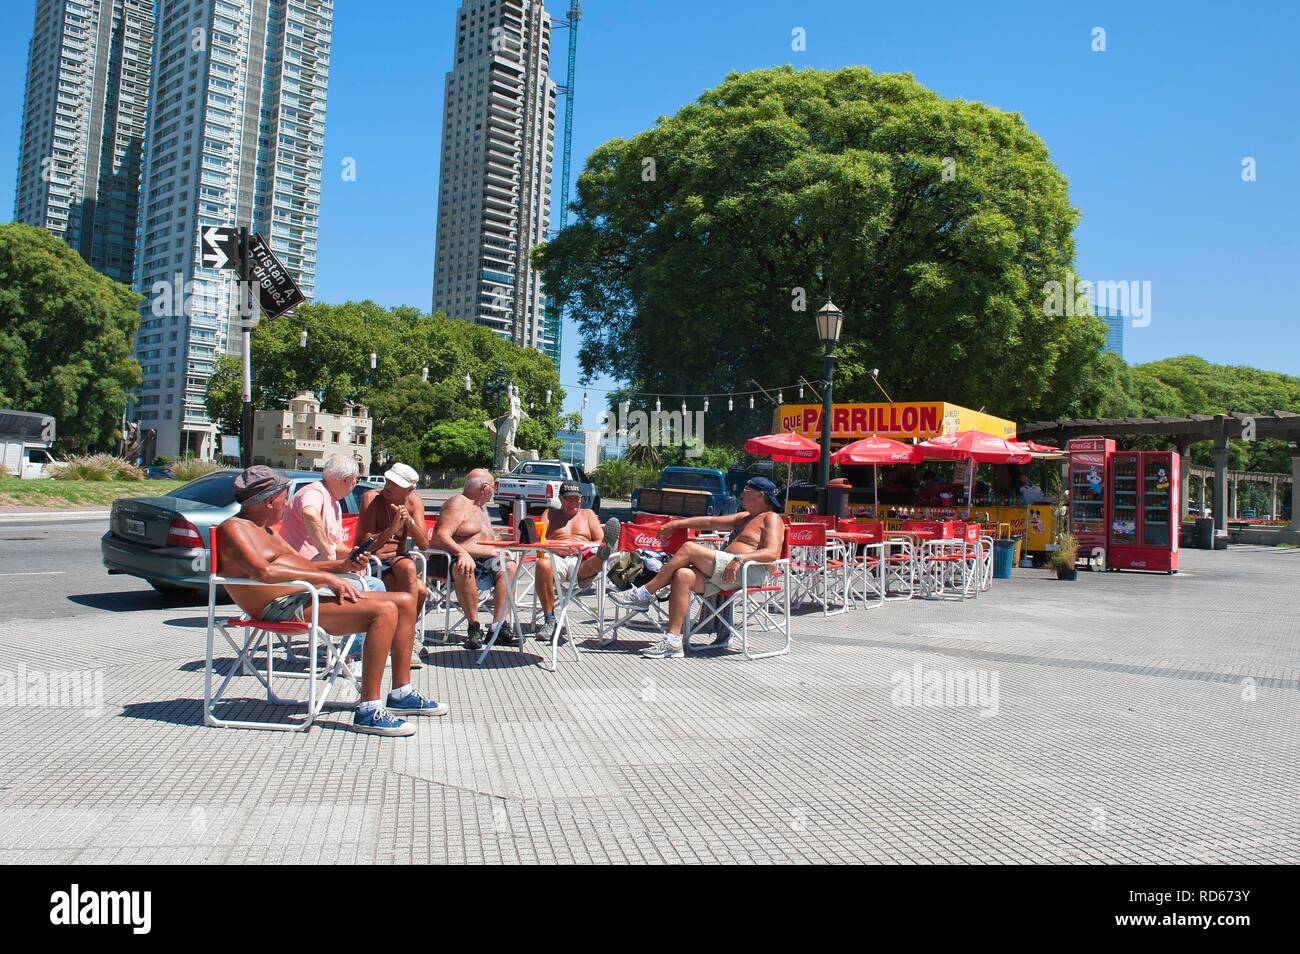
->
[433, 0, 558, 359]
[14, 0, 154, 285]
[1097, 306, 1125, 359]
[132, 0, 332, 459]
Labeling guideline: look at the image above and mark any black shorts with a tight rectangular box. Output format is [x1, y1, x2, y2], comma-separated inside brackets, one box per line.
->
[428, 552, 504, 591]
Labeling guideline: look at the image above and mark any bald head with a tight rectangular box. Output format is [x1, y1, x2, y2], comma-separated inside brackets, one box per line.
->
[464, 468, 496, 504]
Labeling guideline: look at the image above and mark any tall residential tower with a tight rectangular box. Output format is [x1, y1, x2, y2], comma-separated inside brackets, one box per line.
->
[433, 0, 558, 358]
[14, 0, 154, 285]
[132, 0, 332, 458]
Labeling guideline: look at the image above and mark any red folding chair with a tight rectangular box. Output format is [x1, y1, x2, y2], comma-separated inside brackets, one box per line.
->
[786, 521, 849, 616]
[203, 528, 360, 732]
[599, 521, 690, 647]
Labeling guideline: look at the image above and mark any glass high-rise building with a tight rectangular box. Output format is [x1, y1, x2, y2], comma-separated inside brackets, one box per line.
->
[433, 0, 558, 360]
[14, 0, 155, 285]
[131, 0, 332, 459]
[1096, 306, 1125, 359]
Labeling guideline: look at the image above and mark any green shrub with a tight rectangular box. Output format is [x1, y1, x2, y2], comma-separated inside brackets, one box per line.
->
[170, 458, 222, 482]
[152, 455, 171, 467]
[49, 454, 144, 481]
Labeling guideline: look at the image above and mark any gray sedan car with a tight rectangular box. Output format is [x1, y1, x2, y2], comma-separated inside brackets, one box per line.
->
[100, 469, 382, 592]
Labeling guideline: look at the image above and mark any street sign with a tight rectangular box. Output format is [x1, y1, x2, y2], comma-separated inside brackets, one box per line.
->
[200, 225, 305, 320]
[200, 226, 240, 270]
[245, 232, 305, 319]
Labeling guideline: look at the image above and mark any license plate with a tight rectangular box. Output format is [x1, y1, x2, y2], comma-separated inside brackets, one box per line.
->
[125, 517, 146, 536]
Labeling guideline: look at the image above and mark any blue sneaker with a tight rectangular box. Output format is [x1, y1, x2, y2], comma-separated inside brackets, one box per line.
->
[352, 705, 415, 737]
[385, 690, 450, 717]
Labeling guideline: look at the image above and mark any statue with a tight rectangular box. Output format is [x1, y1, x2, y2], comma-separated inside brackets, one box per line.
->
[120, 421, 157, 465]
[484, 383, 538, 472]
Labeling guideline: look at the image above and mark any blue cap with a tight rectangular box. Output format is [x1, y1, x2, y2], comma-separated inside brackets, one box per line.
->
[744, 476, 781, 512]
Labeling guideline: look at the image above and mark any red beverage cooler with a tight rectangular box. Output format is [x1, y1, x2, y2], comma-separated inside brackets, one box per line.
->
[1107, 451, 1179, 573]
[1067, 437, 1114, 561]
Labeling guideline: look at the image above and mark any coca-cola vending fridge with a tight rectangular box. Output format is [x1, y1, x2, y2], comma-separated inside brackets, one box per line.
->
[1067, 436, 1114, 563]
[1107, 450, 1179, 573]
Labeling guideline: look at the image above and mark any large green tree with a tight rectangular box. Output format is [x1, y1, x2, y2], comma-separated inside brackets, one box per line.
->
[1119, 356, 1300, 472]
[0, 223, 142, 449]
[536, 66, 1107, 440]
[205, 301, 563, 471]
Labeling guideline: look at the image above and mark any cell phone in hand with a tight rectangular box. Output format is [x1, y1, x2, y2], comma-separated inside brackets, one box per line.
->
[348, 535, 378, 562]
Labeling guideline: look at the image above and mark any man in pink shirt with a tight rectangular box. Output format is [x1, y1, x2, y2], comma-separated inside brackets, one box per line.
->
[280, 454, 358, 560]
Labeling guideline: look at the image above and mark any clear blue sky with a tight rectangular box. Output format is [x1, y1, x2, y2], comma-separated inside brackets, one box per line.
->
[3, 0, 1297, 426]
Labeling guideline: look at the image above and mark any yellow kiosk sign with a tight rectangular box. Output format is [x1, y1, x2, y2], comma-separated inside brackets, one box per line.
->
[775, 402, 1017, 441]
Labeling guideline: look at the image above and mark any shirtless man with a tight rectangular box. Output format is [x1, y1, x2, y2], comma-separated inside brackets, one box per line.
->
[610, 477, 786, 658]
[216, 466, 448, 736]
[533, 481, 619, 643]
[430, 467, 518, 651]
[356, 463, 430, 640]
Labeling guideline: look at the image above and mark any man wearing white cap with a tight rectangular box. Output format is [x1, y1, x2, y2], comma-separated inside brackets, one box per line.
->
[357, 462, 430, 652]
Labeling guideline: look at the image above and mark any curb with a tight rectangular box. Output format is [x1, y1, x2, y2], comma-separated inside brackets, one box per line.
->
[0, 510, 109, 523]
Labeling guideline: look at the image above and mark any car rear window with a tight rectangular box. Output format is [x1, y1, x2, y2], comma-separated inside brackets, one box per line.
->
[169, 472, 237, 506]
[517, 464, 565, 478]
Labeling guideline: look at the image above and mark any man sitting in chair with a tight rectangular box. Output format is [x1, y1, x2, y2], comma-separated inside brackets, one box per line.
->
[356, 463, 430, 626]
[217, 466, 448, 737]
[430, 468, 519, 651]
[534, 481, 618, 644]
[610, 477, 786, 659]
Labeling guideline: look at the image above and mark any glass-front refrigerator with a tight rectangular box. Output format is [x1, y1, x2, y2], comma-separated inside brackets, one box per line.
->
[1108, 451, 1179, 573]
[1067, 437, 1114, 564]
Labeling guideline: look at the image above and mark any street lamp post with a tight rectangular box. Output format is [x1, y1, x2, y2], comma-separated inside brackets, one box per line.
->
[815, 300, 844, 490]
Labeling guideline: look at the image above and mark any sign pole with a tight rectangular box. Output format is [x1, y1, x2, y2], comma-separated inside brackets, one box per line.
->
[239, 226, 254, 468]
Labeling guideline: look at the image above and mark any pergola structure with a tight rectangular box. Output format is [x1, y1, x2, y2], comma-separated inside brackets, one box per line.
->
[1019, 411, 1300, 533]
[1185, 465, 1290, 521]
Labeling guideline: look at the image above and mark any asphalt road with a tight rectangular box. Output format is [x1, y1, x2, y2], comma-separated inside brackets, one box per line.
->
[0, 494, 636, 624]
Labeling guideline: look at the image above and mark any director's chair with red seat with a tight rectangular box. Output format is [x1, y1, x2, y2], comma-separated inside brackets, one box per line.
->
[786, 521, 849, 616]
[203, 527, 360, 732]
[598, 520, 692, 648]
[683, 532, 792, 660]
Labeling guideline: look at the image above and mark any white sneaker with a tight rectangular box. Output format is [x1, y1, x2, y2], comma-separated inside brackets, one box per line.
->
[641, 635, 683, 659]
[611, 585, 655, 609]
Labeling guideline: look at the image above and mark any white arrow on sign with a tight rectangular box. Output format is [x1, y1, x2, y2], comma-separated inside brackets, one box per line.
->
[201, 226, 232, 269]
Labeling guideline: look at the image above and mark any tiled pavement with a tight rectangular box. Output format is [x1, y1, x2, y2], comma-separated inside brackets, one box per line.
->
[0, 546, 1297, 863]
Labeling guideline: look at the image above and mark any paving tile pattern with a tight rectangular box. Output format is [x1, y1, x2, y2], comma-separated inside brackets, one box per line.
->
[0, 546, 1297, 863]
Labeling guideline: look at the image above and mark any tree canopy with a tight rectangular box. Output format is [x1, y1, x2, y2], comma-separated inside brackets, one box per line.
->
[536, 65, 1107, 441]
[0, 223, 142, 449]
[205, 301, 562, 472]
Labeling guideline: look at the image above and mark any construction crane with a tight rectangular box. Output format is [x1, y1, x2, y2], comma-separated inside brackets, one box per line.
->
[554, 0, 581, 230]
[543, 0, 581, 364]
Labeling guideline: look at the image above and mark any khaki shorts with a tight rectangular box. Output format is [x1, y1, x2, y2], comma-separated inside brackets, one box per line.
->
[549, 547, 599, 588]
[703, 551, 768, 598]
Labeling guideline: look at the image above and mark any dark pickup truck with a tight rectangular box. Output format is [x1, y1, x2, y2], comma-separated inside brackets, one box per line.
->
[631, 467, 767, 518]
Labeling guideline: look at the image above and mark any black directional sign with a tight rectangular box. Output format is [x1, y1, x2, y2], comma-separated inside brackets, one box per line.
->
[200, 226, 240, 271]
[198, 225, 305, 319]
[244, 232, 305, 319]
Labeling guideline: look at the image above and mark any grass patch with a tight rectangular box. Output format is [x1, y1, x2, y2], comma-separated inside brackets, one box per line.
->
[0, 475, 184, 508]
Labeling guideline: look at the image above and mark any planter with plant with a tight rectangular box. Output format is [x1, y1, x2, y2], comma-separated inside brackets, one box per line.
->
[1048, 532, 1079, 580]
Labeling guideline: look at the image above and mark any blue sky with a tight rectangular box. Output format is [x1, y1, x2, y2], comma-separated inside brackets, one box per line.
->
[3, 0, 1297, 426]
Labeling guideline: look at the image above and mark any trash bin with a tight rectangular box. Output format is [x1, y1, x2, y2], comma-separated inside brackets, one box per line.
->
[993, 538, 1017, 579]
[818, 485, 850, 518]
[1194, 517, 1215, 550]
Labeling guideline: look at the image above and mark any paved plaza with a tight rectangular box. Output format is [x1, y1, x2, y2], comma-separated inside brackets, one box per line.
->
[0, 537, 1297, 864]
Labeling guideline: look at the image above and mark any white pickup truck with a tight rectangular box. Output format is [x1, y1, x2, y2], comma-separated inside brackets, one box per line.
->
[494, 460, 600, 522]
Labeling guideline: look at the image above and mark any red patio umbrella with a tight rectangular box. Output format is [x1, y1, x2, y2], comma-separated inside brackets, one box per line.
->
[744, 431, 821, 509]
[914, 430, 1033, 517]
[830, 435, 921, 514]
